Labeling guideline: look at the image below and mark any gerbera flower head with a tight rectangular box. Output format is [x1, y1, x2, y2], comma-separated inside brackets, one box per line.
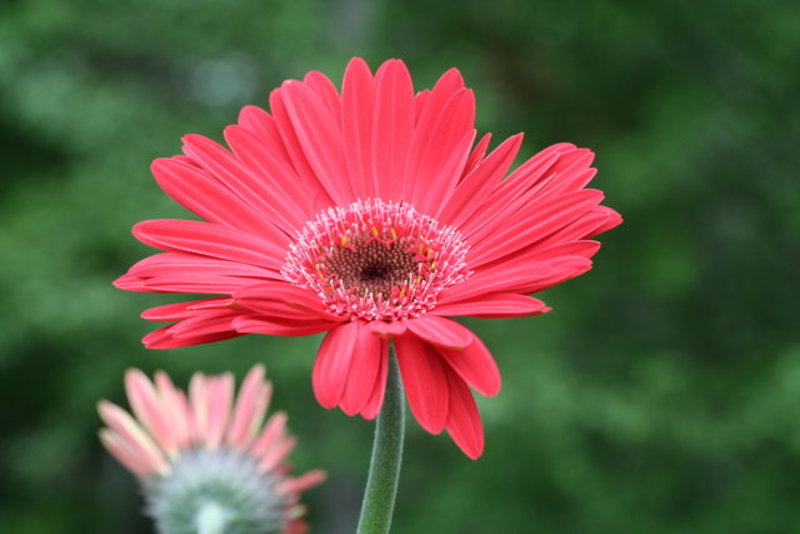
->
[116, 57, 622, 459]
[98, 365, 325, 534]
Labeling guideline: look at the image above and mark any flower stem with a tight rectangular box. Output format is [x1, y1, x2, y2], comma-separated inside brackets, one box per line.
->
[356, 347, 405, 534]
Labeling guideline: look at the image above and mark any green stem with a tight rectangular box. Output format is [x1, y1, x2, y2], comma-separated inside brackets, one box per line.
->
[356, 346, 405, 534]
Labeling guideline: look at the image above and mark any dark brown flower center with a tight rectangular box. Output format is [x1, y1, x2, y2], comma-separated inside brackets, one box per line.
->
[282, 199, 471, 320]
[324, 240, 418, 299]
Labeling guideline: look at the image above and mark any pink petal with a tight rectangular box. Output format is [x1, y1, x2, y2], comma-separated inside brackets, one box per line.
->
[140, 274, 267, 295]
[438, 261, 563, 303]
[359, 348, 389, 420]
[537, 206, 622, 246]
[237, 105, 290, 164]
[436, 334, 501, 397]
[168, 309, 239, 339]
[128, 252, 280, 280]
[141, 298, 229, 321]
[154, 371, 193, 448]
[275, 469, 327, 495]
[224, 124, 315, 225]
[462, 133, 492, 176]
[124, 369, 178, 456]
[112, 272, 150, 292]
[463, 147, 598, 248]
[258, 435, 297, 473]
[467, 189, 605, 267]
[226, 365, 272, 450]
[151, 156, 282, 237]
[249, 411, 288, 460]
[413, 67, 465, 119]
[587, 206, 623, 237]
[99, 429, 152, 476]
[188, 373, 210, 446]
[233, 282, 338, 321]
[341, 57, 375, 198]
[311, 322, 360, 409]
[143, 325, 241, 349]
[97, 401, 169, 475]
[444, 370, 484, 460]
[489, 241, 600, 279]
[269, 88, 334, 213]
[415, 129, 476, 216]
[281, 80, 353, 204]
[393, 333, 449, 434]
[204, 373, 234, 450]
[413, 89, 430, 122]
[180, 135, 297, 241]
[406, 87, 475, 210]
[371, 59, 414, 201]
[304, 70, 341, 125]
[405, 315, 473, 349]
[132, 219, 285, 271]
[367, 320, 407, 338]
[437, 133, 523, 225]
[339, 325, 387, 417]
[458, 144, 572, 238]
[232, 315, 338, 337]
[433, 293, 549, 319]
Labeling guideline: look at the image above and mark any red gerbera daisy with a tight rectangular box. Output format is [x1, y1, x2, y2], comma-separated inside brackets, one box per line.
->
[116, 57, 621, 459]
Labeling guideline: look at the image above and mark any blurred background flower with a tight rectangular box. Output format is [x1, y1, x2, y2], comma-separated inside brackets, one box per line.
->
[97, 365, 325, 534]
[0, 1, 798, 533]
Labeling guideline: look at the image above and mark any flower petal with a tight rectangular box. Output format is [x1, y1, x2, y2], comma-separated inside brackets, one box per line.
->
[143, 325, 241, 349]
[339, 325, 388, 417]
[132, 219, 284, 270]
[231, 315, 338, 337]
[234, 282, 339, 322]
[462, 132, 492, 176]
[406, 86, 475, 211]
[97, 401, 169, 475]
[467, 189, 605, 267]
[281, 80, 353, 204]
[433, 293, 550, 319]
[154, 371, 193, 448]
[224, 123, 315, 225]
[179, 135, 297, 240]
[437, 133, 523, 225]
[269, 88, 335, 213]
[311, 322, 360, 409]
[151, 156, 282, 237]
[124, 369, 178, 456]
[371, 59, 414, 201]
[226, 364, 272, 450]
[394, 333, 449, 434]
[249, 411, 288, 460]
[341, 57, 375, 198]
[204, 373, 234, 450]
[368, 320, 408, 338]
[405, 315, 473, 349]
[436, 334, 501, 397]
[444, 370, 484, 459]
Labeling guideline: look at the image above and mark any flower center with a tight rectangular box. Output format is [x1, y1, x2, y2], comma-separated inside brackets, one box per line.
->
[282, 199, 471, 321]
[145, 448, 285, 534]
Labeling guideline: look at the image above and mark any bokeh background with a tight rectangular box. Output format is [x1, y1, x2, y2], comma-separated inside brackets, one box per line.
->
[1, 0, 799, 532]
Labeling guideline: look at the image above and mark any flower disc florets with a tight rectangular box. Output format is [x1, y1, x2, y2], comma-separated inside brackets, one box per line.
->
[145, 448, 284, 534]
[282, 199, 471, 321]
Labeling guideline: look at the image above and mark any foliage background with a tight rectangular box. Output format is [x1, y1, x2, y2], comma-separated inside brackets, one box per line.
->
[1, 1, 799, 532]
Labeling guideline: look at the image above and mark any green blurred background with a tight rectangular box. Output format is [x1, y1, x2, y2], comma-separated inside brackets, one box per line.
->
[1, 0, 799, 532]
